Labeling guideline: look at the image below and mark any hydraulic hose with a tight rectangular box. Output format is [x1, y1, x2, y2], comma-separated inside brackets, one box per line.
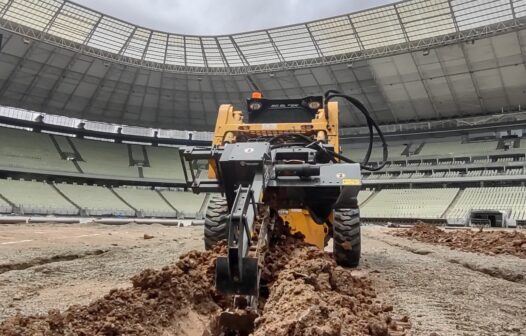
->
[324, 90, 388, 171]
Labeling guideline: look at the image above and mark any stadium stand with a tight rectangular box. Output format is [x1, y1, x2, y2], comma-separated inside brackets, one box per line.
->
[160, 190, 207, 218]
[0, 128, 187, 181]
[341, 144, 406, 161]
[357, 190, 375, 206]
[113, 187, 177, 218]
[0, 127, 76, 173]
[71, 138, 138, 178]
[55, 183, 135, 217]
[417, 140, 498, 157]
[142, 146, 185, 180]
[0, 192, 13, 214]
[0, 179, 78, 215]
[361, 188, 459, 220]
[446, 187, 526, 222]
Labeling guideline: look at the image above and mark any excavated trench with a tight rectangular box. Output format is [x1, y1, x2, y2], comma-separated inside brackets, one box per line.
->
[0, 233, 410, 336]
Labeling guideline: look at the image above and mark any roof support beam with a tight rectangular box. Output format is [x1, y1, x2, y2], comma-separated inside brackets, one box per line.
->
[80, 62, 115, 118]
[154, 69, 164, 125]
[458, 43, 487, 114]
[117, 67, 141, 123]
[265, 31, 285, 63]
[118, 26, 137, 56]
[447, 0, 486, 114]
[137, 69, 152, 124]
[83, 14, 103, 46]
[488, 37, 512, 111]
[42, 1, 64, 34]
[0, 42, 35, 98]
[229, 36, 250, 67]
[19, 47, 57, 108]
[394, 5, 440, 119]
[304, 24, 324, 58]
[0, 33, 13, 52]
[390, 58, 421, 121]
[39, 51, 79, 112]
[154, 36, 170, 124]
[141, 31, 153, 61]
[199, 37, 209, 68]
[0, 0, 14, 17]
[61, 56, 97, 112]
[434, 48, 463, 117]
[215, 37, 231, 70]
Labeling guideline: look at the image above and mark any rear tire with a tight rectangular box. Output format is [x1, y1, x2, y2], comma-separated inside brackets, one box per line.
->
[332, 208, 361, 267]
[204, 196, 229, 250]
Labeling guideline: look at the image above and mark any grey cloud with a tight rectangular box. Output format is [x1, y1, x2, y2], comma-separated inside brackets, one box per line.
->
[73, 0, 397, 35]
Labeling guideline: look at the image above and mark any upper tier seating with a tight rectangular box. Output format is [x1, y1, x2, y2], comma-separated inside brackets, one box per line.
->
[72, 138, 138, 178]
[0, 127, 188, 181]
[142, 146, 185, 180]
[418, 140, 497, 157]
[114, 187, 177, 217]
[361, 188, 459, 219]
[160, 190, 207, 218]
[446, 187, 526, 221]
[56, 183, 135, 217]
[0, 179, 78, 215]
[0, 127, 76, 173]
[341, 144, 406, 161]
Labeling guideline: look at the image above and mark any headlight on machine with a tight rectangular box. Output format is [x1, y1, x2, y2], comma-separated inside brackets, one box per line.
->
[308, 101, 321, 110]
[249, 101, 263, 111]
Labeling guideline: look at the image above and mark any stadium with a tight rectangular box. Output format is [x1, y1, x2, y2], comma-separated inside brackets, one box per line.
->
[0, 0, 525, 335]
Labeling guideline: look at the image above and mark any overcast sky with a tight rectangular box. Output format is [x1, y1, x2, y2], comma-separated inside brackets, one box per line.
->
[73, 0, 397, 35]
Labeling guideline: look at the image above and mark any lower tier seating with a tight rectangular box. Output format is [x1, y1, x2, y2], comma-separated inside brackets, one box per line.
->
[0, 179, 78, 215]
[361, 188, 459, 219]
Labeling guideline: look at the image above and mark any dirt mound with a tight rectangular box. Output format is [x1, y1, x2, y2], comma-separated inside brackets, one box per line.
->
[1, 234, 409, 336]
[393, 224, 526, 258]
[0, 247, 224, 336]
[254, 240, 410, 336]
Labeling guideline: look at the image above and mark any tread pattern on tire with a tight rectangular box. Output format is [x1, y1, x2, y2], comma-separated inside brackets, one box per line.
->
[204, 196, 229, 250]
[332, 207, 361, 267]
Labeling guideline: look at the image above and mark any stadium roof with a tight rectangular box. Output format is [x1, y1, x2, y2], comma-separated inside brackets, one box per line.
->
[0, 0, 525, 130]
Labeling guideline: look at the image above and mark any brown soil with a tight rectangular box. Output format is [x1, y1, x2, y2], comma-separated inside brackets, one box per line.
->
[393, 224, 526, 258]
[0, 234, 409, 336]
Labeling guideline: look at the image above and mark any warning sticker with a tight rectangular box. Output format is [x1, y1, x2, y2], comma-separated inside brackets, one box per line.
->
[342, 178, 361, 186]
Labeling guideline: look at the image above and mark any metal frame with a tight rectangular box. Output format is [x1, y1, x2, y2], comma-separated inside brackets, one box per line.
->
[0, 0, 524, 75]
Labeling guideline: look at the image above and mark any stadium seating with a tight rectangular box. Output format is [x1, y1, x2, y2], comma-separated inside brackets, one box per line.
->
[361, 188, 459, 219]
[55, 183, 135, 217]
[341, 144, 406, 161]
[357, 189, 375, 205]
[417, 140, 497, 157]
[113, 187, 177, 217]
[160, 190, 207, 218]
[142, 146, 185, 180]
[0, 127, 76, 173]
[0, 179, 78, 215]
[0, 193, 12, 214]
[72, 138, 138, 178]
[446, 187, 526, 221]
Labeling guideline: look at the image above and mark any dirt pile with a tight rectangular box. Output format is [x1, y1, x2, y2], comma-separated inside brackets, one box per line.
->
[1, 234, 409, 336]
[254, 238, 410, 336]
[0, 246, 225, 335]
[393, 224, 526, 258]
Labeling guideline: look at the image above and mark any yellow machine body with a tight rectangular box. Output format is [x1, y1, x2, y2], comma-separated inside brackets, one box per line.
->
[279, 209, 328, 249]
[209, 100, 340, 248]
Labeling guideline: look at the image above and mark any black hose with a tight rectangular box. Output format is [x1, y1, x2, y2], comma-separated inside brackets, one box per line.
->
[324, 90, 388, 171]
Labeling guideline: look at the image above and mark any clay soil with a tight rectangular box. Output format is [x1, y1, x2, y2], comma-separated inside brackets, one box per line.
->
[2, 223, 525, 335]
[0, 230, 409, 336]
[392, 223, 526, 258]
